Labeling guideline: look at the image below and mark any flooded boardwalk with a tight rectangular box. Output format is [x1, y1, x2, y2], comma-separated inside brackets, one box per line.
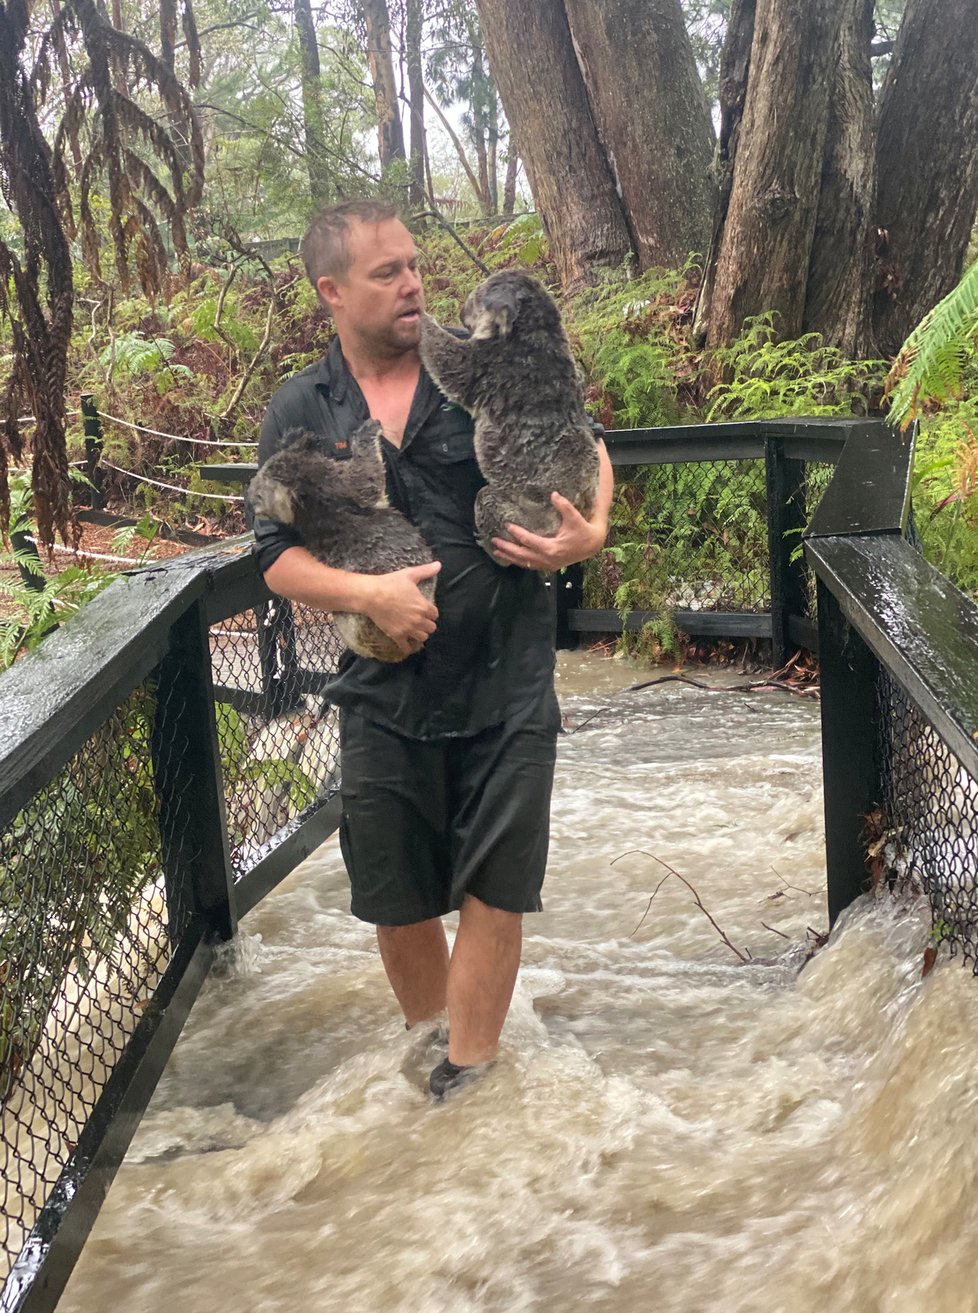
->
[60, 654, 978, 1313]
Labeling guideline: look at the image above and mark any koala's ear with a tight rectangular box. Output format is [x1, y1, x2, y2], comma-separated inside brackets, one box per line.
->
[248, 470, 296, 526]
[471, 280, 521, 339]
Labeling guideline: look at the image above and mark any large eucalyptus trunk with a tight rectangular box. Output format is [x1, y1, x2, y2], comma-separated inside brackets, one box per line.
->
[475, 0, 632, 289]
[691, 0, 755, 345]
[361, 0, 405, 174]
[294, 0, 329, 204]
[562, 0, 716, 269]
[803, 0, 876, 355]
[873, 0, 978, 354]
[405, 0, 426, 207]
[700, 0, 847, 348]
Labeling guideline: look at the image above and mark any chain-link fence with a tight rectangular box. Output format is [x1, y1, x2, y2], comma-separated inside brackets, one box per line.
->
[209, 599, 343, 877]
[0, 680, 192, 1287]
[0, 543, 345, 1311]
[582, 448, 837, 652]
[874, 670, 978, 967]
[585, 458, 771, 614]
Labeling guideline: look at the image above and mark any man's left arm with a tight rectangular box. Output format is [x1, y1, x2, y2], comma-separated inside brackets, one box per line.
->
[490, 438, 614, 572]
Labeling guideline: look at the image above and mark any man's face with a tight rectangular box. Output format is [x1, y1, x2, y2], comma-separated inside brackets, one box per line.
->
[318, 218, 425, 357]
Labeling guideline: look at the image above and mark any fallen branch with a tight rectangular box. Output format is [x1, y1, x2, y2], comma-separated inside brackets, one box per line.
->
[612, 849, 750, 962]
[624, 672, 818, 698]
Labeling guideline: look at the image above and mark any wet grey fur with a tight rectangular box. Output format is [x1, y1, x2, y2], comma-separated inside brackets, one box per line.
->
[247, 421, 434, 663]
[420, 269, 599, 556]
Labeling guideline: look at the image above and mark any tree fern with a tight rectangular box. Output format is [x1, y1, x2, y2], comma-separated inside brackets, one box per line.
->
[886, 261, 978, 429]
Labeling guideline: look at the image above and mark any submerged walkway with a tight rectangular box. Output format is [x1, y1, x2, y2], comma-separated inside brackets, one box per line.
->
[59, 654, 978, 1313]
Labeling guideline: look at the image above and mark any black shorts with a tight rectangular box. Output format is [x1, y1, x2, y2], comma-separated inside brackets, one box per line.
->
[337, 687, 559, 926]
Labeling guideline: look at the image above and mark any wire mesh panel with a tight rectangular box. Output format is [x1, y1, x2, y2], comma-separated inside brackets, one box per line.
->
[875, 669, 978, 967]
[585, 459, 771, 615]
[796, 462, 835, 622]
[0, 682, 192, 1284]
[209, 600, 344, 876]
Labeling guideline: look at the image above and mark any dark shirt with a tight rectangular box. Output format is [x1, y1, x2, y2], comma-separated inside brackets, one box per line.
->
[254, 337, 555, 740]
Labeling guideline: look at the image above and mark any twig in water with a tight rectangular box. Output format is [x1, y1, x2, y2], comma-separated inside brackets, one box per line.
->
[761, 922, 792, 940]
[769, 865, 817, 898]
[612, 849, 750, 962]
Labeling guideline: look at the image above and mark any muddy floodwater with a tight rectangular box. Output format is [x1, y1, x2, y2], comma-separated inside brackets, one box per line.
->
[60, 652, 978, 1313]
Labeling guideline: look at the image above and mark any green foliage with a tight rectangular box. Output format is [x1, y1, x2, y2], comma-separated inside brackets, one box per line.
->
[886, 260, 978, 429]
[910, 401, 978, 597]
[570, 265, 691, 428]
[706, 314, 887, 421]
[99, 332, 193, 395]
[0, 474, 118, 669]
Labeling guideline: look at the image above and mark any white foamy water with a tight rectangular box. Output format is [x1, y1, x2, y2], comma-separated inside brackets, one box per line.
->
[58, 653, 978, 1312]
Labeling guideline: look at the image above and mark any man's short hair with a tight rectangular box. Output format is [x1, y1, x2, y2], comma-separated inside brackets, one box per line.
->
[300, 200, 400, 289]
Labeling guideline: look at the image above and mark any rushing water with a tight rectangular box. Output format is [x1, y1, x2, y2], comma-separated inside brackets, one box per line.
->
[59, 653, 978, 1313]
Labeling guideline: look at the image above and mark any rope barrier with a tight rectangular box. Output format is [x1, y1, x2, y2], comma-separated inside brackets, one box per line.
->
[100, 459, 246, 503]
[14, 411, 81, 426]
[99, 410, 258, 448]
[25, 536, 143, 567]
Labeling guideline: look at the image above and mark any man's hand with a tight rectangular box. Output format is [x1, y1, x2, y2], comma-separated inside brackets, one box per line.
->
[362, 560, 442, 656]
[491, 492, 608, 572]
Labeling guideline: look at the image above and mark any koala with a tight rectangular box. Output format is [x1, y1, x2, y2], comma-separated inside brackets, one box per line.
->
[420, 269, 599, 559]
[246, 421, 434, 663]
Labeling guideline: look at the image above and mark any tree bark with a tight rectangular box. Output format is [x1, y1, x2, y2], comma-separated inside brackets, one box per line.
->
[405, 0, 426, 207]
[562, 0, 716, 269]
[361, 0, 405, 174]
[295, 0, 329, 205]
[692, 0, 755, 343]
[502, 149, 517, 217]
[803, 0, 876, 355]
[475, 0, 632, 289]
[873, 0, 978, 354]
[703, 0, 848, 348]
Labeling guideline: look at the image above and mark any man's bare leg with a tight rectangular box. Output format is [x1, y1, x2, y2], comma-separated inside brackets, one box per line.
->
[376, 919, 450, 1026]
[446, 895, 523, 1067]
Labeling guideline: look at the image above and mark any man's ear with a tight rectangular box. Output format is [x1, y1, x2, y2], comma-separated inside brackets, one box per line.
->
[317, 274, 341, 314]
[470, 280, 521, 339]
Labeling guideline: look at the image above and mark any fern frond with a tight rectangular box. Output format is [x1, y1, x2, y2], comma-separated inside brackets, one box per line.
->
[887, 261, 978, 429]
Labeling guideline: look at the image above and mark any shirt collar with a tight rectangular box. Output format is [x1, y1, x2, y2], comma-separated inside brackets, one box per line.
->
[313, 336, 349, 402]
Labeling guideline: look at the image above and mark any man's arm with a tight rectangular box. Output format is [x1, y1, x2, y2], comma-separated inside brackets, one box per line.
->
[264, 547, 441, 657]
[490, 438, 614, 572]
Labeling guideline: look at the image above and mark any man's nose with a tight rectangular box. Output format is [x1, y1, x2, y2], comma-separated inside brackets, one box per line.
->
[400, 265, 422, 297]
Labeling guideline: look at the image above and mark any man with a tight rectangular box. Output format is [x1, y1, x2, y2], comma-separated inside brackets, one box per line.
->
[254, 199, 613, 1099]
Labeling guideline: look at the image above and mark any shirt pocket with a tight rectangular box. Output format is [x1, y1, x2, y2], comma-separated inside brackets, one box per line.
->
[426, 424, 477, 464]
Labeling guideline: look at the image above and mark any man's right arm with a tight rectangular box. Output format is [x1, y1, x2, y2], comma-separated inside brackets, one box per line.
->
[263, 547, 441, 657]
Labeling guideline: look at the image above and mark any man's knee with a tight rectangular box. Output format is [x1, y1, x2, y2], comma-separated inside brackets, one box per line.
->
[459, 895, 523, 931]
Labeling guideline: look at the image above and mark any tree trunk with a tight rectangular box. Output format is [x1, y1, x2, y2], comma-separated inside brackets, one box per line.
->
[802, 0, 876, 355]
[405, 0, 426, 207]
[295, 0, 329, 205]
[361, 0, 405, 174]
[692, 0, 755, 344]
[562, 0, 716, 269]
[475, 0, 632, 289]
[502, 149, 517, 217]
[873, 0, 978, 354]
[475, 133, 490, 215]
[702, 0, 848, 348]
